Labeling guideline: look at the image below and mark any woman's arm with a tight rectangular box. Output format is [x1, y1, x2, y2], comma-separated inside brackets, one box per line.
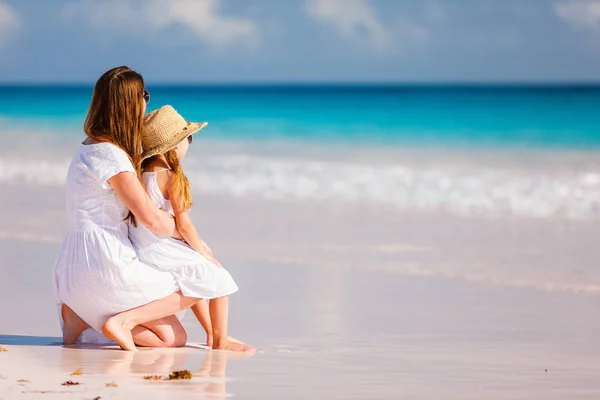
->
[109, 171, 182, 239]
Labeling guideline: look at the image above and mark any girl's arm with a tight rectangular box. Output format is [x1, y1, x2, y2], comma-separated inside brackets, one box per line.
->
[109, 171, 182, 239]
[168, 179, 221, 265]
[175, 212, 221, 266]
[174, 211, 209, 254]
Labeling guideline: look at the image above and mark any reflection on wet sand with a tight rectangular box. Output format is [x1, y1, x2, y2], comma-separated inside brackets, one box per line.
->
[59, 344, 253, 398]
[192, 350, 254, 398]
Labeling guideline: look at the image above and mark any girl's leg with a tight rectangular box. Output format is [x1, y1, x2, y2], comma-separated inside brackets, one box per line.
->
[131, 315, 188, 348]
[192, 300, 246, 348]
[191, 300, 213, 346]
[102, 290, 200, 351]
[209, 296, 253, 352]
[61, 304, 90, 345]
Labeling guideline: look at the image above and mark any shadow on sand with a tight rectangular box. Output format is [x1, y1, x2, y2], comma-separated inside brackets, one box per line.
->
[0, 334, 214, 350]
[0, 334, 62, 346]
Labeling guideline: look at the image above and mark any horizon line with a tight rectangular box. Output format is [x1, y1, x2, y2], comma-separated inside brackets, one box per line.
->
[2, 80, 600, 87]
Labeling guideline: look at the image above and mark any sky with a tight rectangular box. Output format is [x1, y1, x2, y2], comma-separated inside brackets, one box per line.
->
[1, 0, 600, 83]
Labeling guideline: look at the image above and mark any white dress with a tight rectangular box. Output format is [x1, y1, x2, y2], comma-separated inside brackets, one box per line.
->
[128, 171, 238, 299]
[53, 143, 181, 337]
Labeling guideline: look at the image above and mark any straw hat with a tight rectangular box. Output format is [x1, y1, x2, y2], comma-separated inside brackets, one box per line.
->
[142, 105, 207, 159]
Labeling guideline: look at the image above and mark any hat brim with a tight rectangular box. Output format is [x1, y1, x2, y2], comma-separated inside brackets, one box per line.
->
[142, 121, 207, 160]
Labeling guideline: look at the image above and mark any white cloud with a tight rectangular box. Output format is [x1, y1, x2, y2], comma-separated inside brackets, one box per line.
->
[305, 0, 427, 52]
[554, 1, 600, 29]
[0, 0, 19, 46]
[62, 0, 258, 48]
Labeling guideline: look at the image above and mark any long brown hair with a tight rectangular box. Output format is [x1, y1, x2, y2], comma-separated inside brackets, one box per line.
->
[142, 149, 193, 212]
[84, 66, 146, 224]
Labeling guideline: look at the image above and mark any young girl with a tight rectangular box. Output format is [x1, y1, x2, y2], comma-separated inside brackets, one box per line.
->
[127, 105, 250, 351]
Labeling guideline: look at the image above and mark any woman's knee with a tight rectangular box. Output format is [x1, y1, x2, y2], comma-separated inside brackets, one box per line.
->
[172, 328, 187, 347]
[162, 320, 187, 347]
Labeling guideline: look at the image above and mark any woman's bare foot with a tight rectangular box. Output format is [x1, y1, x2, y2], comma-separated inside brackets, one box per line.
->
[61, 304, 89, 345]
[102, 316, 137, 351]
[212, 337, 254, 352]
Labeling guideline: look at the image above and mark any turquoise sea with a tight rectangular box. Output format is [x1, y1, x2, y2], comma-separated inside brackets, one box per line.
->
[1, 85, 600, 148]
[1, 85, 599, 220]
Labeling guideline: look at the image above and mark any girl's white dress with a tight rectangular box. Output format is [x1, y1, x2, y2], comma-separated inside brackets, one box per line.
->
[128, 170, 238, 299]
[53, 143, 181, 338]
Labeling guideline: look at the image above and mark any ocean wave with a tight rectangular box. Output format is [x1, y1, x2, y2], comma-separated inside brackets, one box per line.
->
[1, 155, 599, 219]
[0, 158, 70, 186]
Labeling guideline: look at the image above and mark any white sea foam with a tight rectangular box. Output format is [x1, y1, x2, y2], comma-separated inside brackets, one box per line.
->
[1, 155, 599, 219]
[0, 158, 70, 186]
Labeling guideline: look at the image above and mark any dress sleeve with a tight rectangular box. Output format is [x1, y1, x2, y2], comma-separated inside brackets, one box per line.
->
[89, 144, 136, 189]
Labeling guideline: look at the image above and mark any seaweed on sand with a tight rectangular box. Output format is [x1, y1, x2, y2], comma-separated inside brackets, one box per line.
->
[142, 370, 193, 381]
[167, 370, 192, 380]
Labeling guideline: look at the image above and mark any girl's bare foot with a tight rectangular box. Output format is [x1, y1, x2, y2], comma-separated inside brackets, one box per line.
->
[102, 316, 137, 351]
[206, 335, 243, 348]
[227, 336, 244, 345]
[61, 304, 89, 345]
[212, 338, 254, 352]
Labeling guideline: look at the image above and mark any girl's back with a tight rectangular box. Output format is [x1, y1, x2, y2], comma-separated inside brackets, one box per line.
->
[128, 170, 178, 252]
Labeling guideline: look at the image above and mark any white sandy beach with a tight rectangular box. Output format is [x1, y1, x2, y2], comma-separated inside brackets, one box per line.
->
[2, 0, 600, 396]
[1, 174, 600, 399]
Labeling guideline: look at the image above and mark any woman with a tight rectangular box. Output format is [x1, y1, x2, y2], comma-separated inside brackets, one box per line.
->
[53, 66, 251, 352]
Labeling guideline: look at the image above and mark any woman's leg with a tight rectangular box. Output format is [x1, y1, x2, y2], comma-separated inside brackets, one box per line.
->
[102, 290, 200, 351]
[191, 300, 213, 346]
[63, 303, 185, 348]
[209, 296, 253, 352]
[61, 304, 90, 345]
[131, 315, 187, 348]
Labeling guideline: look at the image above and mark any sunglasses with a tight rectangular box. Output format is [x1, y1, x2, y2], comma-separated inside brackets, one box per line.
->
[143, 89, 150, 104]
[187, 135, 193, 145]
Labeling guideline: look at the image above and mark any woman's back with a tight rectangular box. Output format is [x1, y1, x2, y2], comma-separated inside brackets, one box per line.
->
[65, 142, 133, 236]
